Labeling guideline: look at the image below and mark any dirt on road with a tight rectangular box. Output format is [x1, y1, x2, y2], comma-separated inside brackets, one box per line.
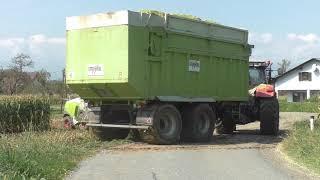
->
[68, 112, 319, 180]
[109, 112, 315, 152]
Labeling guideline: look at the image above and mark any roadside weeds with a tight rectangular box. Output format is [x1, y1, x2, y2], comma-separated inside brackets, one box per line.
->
[280, 120, 320, 178]
[0, 129, 130, 180]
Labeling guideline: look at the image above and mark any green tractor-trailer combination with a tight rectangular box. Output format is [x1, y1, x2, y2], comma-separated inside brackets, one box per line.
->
[65, 10, 279, 144]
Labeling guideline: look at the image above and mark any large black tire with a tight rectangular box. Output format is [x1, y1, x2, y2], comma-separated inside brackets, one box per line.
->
[181, 104, 216, 142]
[140, 104, 182, 145]
[89, 127, 129, 141]
[259, 98, 279, 135]
[215, 112, 235, 134]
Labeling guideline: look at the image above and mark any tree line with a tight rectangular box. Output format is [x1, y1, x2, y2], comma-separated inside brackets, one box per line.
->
[277, 59, 290, 76]
[1, 53, 291, 96]
[0, 53, 67, 97]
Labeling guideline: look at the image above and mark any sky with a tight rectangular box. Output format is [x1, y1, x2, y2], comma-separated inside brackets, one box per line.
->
[0, 0, 320, 79]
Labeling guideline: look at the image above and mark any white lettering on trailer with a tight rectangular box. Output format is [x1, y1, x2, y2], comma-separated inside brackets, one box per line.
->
[188, 60, 200, 72]
[88, 64, 104, 76]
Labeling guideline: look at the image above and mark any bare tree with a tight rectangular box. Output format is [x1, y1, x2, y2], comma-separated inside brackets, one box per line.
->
[0, 67, 5, 94]
[2, 69, 19, 95]
[2, 53, 34, 94]
[35, 69, 52, 95]
[10, 53, 34, 72]
[277, 59, 291, 76]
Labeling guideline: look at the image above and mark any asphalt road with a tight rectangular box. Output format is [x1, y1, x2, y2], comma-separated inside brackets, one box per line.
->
[68, 112, 319, 180]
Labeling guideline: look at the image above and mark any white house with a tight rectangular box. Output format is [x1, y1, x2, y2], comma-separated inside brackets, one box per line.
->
[275, 58, 320, 102]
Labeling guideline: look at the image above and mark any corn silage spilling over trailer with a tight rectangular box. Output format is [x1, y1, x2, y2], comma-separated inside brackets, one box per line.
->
[65, 10, 278, 144]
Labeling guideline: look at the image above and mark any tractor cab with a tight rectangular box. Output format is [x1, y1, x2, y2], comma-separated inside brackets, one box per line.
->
[249, 61, 272, 87]
[217, 60, 279, 134]
[248, 61, 275, 98]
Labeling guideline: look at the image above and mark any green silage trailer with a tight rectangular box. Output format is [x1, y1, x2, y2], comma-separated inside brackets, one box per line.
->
[66, 10, 279, 144]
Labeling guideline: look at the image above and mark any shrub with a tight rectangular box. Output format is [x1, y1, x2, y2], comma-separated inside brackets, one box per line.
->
[48, 94, 64, 105]
[0, 96, 50, 133]
[306, 95, 320, 103]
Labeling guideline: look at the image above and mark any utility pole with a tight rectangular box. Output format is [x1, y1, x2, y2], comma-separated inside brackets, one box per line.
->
[61, 68, 66, 113]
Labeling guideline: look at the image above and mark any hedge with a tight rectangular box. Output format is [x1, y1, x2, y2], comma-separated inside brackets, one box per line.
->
[0, 96, 50, 133]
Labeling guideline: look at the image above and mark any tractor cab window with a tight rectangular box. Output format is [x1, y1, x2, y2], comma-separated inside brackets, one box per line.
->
[249, 68, 266, 86]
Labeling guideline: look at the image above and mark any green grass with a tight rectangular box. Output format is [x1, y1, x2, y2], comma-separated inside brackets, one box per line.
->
[279, 100, 319, 113]
[0, 130, 130, 179]
[282, 120, 320, 174]
[50, 104, 64, 119]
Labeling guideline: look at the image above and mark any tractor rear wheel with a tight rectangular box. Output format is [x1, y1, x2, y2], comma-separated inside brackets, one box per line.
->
[181, 104, 216, 142]
[215, 112, 235, 134]
[140, 104, 182, 145]
[259, 98, 279, 135]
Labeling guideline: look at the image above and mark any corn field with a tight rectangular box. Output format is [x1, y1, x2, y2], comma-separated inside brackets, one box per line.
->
[0, 96, 50, 133]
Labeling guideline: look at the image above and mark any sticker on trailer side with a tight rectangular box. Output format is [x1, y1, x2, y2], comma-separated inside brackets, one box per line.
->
[88, 64, 104, 76]
[188, 60, 200, 72]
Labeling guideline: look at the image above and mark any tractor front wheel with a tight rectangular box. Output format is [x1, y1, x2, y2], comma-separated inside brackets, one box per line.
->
[215, 111, 235, 134]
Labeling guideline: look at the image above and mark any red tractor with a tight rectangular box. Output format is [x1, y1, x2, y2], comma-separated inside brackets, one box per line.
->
[216, 61, 279, 135]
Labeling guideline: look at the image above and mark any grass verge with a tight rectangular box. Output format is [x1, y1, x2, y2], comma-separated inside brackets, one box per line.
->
[279, 101, 319, 113]
[51, 104, 64, 119]
[282, 120, 320, 174]
[0, 129, 130, 179]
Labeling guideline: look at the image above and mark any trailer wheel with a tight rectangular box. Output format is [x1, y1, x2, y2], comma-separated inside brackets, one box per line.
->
[216, 112, 235, 134]
[140, 104, 182, 145]
[181, 104, 216, 142]
[259, 98, 279, 135]
[89, 127, 129, 141]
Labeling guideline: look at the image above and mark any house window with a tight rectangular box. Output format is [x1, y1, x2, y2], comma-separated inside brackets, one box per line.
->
[298, 72, 312, 81]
